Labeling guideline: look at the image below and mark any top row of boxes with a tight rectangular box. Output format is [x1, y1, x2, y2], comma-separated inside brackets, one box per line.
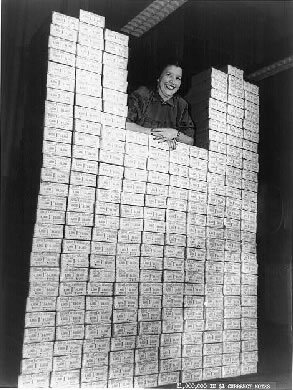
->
[51, 11, 129, 47]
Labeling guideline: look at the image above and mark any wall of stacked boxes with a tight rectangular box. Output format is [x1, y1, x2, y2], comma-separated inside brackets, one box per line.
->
[18, 10, 259, 389]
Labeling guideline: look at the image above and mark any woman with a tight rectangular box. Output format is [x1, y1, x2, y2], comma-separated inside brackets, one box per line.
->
[126, 61, 195, 149]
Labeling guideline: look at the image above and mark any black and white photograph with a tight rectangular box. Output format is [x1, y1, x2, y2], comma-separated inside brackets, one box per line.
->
[1, 0, 292, 388]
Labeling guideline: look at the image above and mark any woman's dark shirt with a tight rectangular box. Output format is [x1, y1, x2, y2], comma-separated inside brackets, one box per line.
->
[127, 86, 195, 139]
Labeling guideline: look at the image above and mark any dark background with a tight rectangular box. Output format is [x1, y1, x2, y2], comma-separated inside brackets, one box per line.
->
[1, 0, 292, 387]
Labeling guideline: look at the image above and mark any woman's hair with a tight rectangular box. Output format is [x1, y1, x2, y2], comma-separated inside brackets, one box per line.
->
[156, 58, 183, 79]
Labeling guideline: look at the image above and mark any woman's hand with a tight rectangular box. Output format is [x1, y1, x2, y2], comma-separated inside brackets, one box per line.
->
[151, 127, 178, 141]
[167, 139, 177, 150]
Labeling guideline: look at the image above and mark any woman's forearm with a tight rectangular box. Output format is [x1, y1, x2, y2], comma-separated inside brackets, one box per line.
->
[126, 121, 152, 135]
[178, 132, 194, 146]
[126, 122, 194, 146]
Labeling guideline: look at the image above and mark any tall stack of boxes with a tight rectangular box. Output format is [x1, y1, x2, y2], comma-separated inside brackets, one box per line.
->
[97, 18, 130, 390]
[240, 79, 259, 376]
[186, 64, 259, 381]
[222, 65, 244, 380]
[19, 12, 79, 388]
[66, 10, 105, 389]
[19, 8, 260, 387]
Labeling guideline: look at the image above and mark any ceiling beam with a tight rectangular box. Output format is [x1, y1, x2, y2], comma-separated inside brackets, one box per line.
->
[120, 0, 188, 37]
[246, 55, 293, 81]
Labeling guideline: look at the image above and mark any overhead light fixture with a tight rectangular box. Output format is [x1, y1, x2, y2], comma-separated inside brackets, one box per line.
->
[121, 0, 188, 37]
[246, 55, 293, 81]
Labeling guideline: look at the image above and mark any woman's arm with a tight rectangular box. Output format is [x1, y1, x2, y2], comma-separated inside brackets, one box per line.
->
[151, 127, 194, 146]
[177, 131, 194, 145]
[125, 121, 153, 135]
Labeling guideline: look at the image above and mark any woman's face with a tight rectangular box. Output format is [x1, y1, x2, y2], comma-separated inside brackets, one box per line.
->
[157, 65, 182, 101]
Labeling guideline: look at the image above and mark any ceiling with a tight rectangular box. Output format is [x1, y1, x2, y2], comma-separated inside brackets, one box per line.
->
[2, 0, 293, 83]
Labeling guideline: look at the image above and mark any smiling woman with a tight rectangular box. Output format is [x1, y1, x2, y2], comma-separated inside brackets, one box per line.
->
[126, 60, 195, 150]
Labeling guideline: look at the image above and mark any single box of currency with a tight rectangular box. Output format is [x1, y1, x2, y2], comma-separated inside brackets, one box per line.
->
[62, 239, 91, 254]
[65, 225, 92, 240]
[31, 237, 62, 253]
[18, 372, 50, 388]
[23, 327, 55, 344]
[184, 307, 204, 320]
[140, 256, 163, 270]
[53, 354, 82, 371]
[105, 28, 129, 46]
[83, 338, 110, 354]
[162, 308, 183, 322]
[85, 309, 112, 324]
[142, 232, 164, 246]
[69, 185, 95, 200]
[160, 345, 181, 360]
[66, 212, 93, 227]
[56, 310, 85, 326]
[46, 87, 74, 106]
[56, 296, 85, 311]
[76, 55, 102, 74]
[80, 366, 108, 383]
[223, 329, 241, 342]
[123, 179, 146, 194]
[85, 323, 111, 339]
[101, 111, 126, 129]
[104, 38, 128, 58]
[103, 48, 128, 67]
[138, 308, 161, 322]
[86, 296, 113, 311]
[164, 257, 184, 271]
[103, 100, 128, 117]
[110, 336, 136, 351]
[20, 357, 53, 375]
[28, 282, 59, 297]
[75, 119, 101, 136]
[92, 228, 118, 243]
[43, 127, 72, 145]
[48, 47, 75, 68]
[158, 371, 180, 386]
[55, 324, 85, 340]
[82, 351, 108, 368]
[136, 334, 160, 349]
[89, 268, 115, 282]
[139, 295, 162, 309]
[224, 318, 240, 330]
[48, 31, 76, 52]
[58, 269, 84, 287]
[182, 331, 202, 345]
[52, 11, 79, 30]
[95, 201, 119, 217]
[163, 283, 184, 296]
[44, 110, 73, 130]
[118, 230, 141, 244]
[162, 321, 182, 334]
[109, 350, 134, 366]
[33, 224, 63, 239]
[163, 294, 184, 308]
[70, 171, 96, 187]
[185, 283, 205, 296]
[79, 9, 105, 27]
[59, 281, 87, 296]
[24, 311, 56, 328]
[103, 72, 128, 90]
[22, 342, 54, 359]
[120, 192, 144, 207]
[89, 254, 115, 268]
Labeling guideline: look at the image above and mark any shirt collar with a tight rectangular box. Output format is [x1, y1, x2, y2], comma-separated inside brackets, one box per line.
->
[153, 89, 175, 107]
